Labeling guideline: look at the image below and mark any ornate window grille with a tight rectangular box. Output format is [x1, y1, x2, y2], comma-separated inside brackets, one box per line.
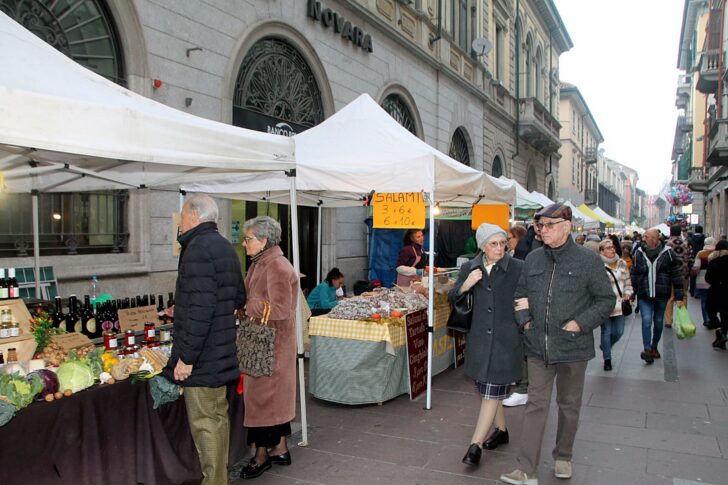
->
[449, 127, 470, 166]
[234, 38, 324, 128]
[381, 94, 416, 135]
[0, 0, 126, 85]
[0, 191, 129, 257]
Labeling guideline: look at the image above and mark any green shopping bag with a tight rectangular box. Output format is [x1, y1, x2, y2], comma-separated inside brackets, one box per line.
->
[674, 306, 696, 340]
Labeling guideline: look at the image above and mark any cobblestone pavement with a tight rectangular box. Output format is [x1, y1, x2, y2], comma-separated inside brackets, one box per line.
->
[231, 295, 727, 485]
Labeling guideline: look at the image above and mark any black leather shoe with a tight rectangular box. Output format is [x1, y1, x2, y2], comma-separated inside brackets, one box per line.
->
[483, 428, 509, 450]
[604, 359, 612, 371]
[269, 451, 292, 466]
[462, 443, 482, 466]
[241, 459, 271, 479]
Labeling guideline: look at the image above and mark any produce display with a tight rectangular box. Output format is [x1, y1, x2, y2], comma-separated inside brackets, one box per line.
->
[43, 342, 96, 367]
[327, 288, 428, 321]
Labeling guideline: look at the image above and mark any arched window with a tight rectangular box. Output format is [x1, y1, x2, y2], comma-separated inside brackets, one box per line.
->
[381, 94, 417, 136]
[526, 165, 537, 192]
[1, 0, 125, 84]
[0, 0, 128, 260]
[492, 156, 504, 178]
[535, 46, 543, 103]
[449, 127, 471, 166]
[234, 38, 324, 129]
[525, 34, 533, 97]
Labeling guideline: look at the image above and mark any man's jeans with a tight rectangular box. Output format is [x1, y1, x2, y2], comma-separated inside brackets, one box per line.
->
[695, 288, 710, 324]
[639, 297, 668, 350]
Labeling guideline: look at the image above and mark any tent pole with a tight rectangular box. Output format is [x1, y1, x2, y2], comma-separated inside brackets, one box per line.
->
[288, 172, 308, 446]
[32, 191, 41, 298]
[426, 190, 435, 410]
[316, 203, 322, 284]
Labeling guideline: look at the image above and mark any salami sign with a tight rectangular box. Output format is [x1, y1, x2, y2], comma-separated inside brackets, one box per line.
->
[405, 309, 428, 400]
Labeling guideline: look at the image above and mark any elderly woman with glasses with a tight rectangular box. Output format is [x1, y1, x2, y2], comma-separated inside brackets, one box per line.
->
[238, 216, 299, 479]
[449, 223, 524, 468]
[598, 238, 633, 371]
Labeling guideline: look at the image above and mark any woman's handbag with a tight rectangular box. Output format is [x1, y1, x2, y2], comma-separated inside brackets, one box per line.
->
[605, 267, 632, 316]
[236, 301, 276, 377]
[446, 290, 473, 333]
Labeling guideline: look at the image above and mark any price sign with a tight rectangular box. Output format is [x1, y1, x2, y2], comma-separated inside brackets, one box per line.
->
[405, 309, 428, 400]
[51, 332, 93, 352]
[118, 305, 159, 332]
[372, 192, 426, 229]
[472, 203, 510, 231]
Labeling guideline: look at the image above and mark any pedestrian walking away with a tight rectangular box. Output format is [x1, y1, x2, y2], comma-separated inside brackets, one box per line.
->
[163, 194, 246, 485]
[664, 225, 692, 327]
[500, 203, 614, 485]
[705, 240, 728, 350]
[630, 228, 684, 364]
[449, 223, 524, 468]
[691, 237, 716, 329]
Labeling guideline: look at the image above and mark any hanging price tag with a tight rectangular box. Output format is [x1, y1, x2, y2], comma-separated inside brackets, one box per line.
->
[372, 192, 426, 229]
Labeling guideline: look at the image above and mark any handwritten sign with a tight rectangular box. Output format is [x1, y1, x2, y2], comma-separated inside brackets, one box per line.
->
[453, 333, 466, 368]
[472, 203, 510, 231]
[405, 309, 429, 400]
[118, 305, 159, 332]
[372, 192, 426, 229]
[51, 332, 93, 352]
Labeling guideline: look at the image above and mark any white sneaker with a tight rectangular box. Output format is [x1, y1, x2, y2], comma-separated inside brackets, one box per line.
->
[500, 469, 538, 485]
[554, 460, 572, 479]
[503, 392, 528, 407]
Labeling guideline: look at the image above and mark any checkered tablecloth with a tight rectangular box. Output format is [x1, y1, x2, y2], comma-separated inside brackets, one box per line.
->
[308, 316, 406, 348]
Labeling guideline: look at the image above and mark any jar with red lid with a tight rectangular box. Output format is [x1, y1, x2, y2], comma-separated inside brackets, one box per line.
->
[103, 331, 118, 351]
[143, 322, 156, 344]
[124, 329, 135, 347]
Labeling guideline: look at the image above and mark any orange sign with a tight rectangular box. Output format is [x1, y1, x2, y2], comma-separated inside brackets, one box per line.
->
[372, 192, 426, 229]
[471, 204, 510, 231]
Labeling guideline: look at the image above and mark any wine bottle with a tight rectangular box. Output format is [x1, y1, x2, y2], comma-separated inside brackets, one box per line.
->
[65, 295, 80, 333]
[0, 268, 7, 300]
[150, 294, 156, 307]
[7, 268, 18, 299]
[81, 295, 99, 338]
[52, 296, 65, 329]
[141, 294, 149, 307]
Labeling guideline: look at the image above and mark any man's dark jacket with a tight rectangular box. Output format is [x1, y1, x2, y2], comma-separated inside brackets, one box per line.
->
[514, 237, 614, 364]
[689, 233, 706, 254]
[164, 221, 245, 387]
[513, 225, 542, 260]
[630, 244, 684, 301]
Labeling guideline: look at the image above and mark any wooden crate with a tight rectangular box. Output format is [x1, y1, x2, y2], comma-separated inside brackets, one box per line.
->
[0, 299, 38, 361]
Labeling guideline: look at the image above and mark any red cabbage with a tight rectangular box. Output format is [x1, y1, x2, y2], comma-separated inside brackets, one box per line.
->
[28, 369, 59, 400]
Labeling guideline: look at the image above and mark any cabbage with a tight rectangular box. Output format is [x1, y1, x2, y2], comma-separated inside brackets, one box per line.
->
[28, 369, 59, 399]
[56, 361, 95, 393]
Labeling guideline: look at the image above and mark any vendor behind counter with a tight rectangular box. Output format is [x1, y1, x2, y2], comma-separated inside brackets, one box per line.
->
[395, 229, 427, 287]
[307, 268, 345, 316]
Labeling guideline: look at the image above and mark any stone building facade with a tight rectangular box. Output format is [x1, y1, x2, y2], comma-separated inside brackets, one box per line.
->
[0, 0, 571, 298]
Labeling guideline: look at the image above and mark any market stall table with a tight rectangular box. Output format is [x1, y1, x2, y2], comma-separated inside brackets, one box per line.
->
[0, 379, 246, 485]
[308, 303, 454, 405]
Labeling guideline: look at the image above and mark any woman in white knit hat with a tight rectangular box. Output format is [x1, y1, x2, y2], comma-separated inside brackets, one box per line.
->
[449, 223, 525, 468]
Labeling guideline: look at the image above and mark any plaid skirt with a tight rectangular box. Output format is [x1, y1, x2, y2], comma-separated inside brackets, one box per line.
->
[475, 381, 511, 400]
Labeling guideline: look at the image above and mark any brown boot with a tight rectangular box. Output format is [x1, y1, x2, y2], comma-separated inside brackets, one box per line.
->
[650, 347, 661, 359]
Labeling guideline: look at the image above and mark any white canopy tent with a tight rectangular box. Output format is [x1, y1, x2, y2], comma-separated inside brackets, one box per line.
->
[498, 176, 542, 213]
[185, 93, 517, 414]
[529, 191, 554, 207]
[562, 200, 600, 230]
[0, 11, 294, 195]
[592, 207, 626, 229]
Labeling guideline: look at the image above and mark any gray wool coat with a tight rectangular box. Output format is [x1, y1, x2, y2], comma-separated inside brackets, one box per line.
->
[449, 253, 524, 385]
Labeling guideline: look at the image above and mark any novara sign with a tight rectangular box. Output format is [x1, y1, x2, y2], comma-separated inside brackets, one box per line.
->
[308, 0, 374, 53]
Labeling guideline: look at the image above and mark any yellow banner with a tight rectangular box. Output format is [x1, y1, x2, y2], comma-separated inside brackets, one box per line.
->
[372, 192, 426, 229]
[471, 204, 510, 230]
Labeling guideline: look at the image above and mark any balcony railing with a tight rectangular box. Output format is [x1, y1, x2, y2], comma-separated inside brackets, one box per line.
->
[687, 166, 709, 192]
[697, 49, 721, 94]
[676, 74, 691, 109]
[584, 145, 598, 163]
[707, 117, 728, 166]
[518, 97, 561, 156]
[584, 189, 597, 205]
[678, 111, 693, 132]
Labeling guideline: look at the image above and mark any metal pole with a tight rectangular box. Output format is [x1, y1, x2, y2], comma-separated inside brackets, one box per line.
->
[425, 190, 435, 410]
[288, 173, 308, 446]
[32, 191, 41, 298]
[316, 204, 322, 284]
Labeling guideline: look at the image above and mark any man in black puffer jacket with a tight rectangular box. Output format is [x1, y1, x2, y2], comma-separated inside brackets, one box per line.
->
[164, 194, 245, 485]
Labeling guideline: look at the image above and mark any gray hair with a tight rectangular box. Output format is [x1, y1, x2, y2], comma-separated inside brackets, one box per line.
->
[244, 216, 282, 246]
[183, 194, 218, 222]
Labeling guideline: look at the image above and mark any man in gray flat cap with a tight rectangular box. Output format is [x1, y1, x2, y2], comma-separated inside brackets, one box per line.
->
[501, 203, 614, 485]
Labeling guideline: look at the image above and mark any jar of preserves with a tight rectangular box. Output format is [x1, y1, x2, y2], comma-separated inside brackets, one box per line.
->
[9, 321, 20, 337]
[103, 331, 118, 351]
[0, 321, 10, 339]
[6, 347, 17, 362]
[143, 322, 156, 343]
[0, 308, 11, 324]
[124, 329, 135, 347]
